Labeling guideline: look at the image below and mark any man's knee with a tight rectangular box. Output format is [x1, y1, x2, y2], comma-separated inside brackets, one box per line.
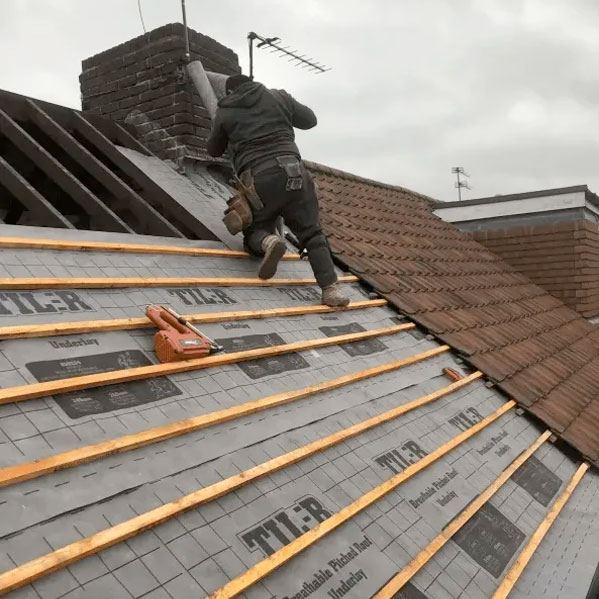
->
[302, 229, 328, 252]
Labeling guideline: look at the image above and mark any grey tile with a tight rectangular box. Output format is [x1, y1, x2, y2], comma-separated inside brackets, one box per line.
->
[6, 534, 53, 565]
[67, 555, 109, 586]
[191, 525, 228, 556]
[4, 586, 41, 599]
[0, 414, 39, 440]
[212, 548, 246, 578]
[81, 573, 131, 598]
[141, 547, 185, 584]
[424, 580, 455, 599]
[23, 410, 65, 434]
[153, 519, 186, 545]
[31, 568, 79, 599]
[98, 543, 137, 571]
[189, 558, 229, 593]
[138, 588, 170, 599]
[167, 534, 208, 570]
[113, 560, 160, 598]
[126, 531, 162, 558]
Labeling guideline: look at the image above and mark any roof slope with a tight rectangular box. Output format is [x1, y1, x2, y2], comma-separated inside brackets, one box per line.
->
[0, 225, 596, 599]
[309, 162, 599, 465]
[0, 153, 597, 599]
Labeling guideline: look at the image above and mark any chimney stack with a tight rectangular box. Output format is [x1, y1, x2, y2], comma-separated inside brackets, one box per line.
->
[80, 23, 240, 162]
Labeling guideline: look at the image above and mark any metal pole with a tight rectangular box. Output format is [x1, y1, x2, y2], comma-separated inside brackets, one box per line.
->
[457, 171, 462, 202]
[248, 33, 255, 79]
[181, 0, 191, 62]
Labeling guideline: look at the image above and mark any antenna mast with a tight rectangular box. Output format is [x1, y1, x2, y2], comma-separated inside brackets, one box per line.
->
[451, 166, 471, 201]
[247, 32, 331, 79]
[181, 0, 191, 62]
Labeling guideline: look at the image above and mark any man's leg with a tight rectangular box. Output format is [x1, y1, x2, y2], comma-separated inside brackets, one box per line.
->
[282, 171, 349, 306]
[243, 224, 273, 257]
[247, 168, 288, 279]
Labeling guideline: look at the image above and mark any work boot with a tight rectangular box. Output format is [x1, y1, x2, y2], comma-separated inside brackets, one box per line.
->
[258, 235, 287, 279]
[321, 284, 350, 307]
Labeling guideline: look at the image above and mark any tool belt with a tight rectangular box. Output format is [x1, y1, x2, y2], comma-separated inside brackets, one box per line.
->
[222, 170, 262, 235]
[222, 155, 303, 236]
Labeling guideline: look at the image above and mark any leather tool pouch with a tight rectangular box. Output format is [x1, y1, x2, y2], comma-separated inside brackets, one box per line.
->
[222, 192, 252, 235]
[222, 170, 263, 235]
[277, 156, 303, 191]
[238, 170, 263, 211]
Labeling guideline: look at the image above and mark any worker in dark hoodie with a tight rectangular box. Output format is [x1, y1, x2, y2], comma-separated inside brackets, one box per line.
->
[207, 74, 349, 308]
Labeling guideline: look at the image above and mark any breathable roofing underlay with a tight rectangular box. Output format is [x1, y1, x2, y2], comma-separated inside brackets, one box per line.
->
[0, 144, 597, 599]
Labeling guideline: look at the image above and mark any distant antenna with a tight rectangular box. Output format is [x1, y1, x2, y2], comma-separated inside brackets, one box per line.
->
[247, 31, 331, 79]
[451, 166, 471, 201]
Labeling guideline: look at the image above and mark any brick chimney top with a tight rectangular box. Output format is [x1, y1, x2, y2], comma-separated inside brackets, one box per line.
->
[80, 23, 241, 162]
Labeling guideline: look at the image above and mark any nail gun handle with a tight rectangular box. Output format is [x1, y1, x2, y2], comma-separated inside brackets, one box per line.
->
[161, 310, 190, 334]
[146, 305, 188, 334]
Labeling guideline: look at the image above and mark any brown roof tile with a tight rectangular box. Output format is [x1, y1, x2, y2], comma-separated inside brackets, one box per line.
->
[307, 161, 599, 465]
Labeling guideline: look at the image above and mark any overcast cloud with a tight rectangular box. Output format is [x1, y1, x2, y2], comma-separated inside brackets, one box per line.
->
[1, 0, 597, 200]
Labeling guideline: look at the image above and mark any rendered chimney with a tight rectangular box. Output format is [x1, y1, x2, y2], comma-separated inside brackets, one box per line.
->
[80, 23, 240, 162]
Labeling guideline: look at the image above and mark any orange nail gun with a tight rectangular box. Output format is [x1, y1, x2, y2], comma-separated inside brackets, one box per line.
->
[146, 305, 223, 363]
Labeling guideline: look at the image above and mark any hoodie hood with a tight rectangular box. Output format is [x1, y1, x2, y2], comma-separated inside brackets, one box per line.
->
[218, 81, 265, 109]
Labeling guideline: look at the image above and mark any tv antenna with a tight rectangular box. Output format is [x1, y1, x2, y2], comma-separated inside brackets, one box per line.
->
[451, 166, 471, 201]
[247, 32, 331, 79]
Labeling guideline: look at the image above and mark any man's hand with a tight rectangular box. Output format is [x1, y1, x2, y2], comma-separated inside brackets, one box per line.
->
[207, 112, 228, 157]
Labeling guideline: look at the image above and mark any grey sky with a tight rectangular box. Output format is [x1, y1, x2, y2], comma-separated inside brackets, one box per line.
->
[1, 0, 597, 200]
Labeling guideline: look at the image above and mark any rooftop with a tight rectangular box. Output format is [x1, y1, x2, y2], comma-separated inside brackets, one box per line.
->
[435, 185, 598, 209]
[313, 164, 599, 465]
[0, 31, 598, 599]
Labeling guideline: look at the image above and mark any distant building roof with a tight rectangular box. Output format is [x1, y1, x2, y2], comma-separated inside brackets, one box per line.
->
[436, 185, 598, 209]
[434, 185, 599, 230]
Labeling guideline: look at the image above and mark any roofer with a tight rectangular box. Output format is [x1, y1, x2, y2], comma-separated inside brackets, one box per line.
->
[207, 74, 350, 307]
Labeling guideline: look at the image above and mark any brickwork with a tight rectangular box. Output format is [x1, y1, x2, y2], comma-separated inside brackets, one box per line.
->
[473, 221, 599, 318]
[80, 23, 240, 162]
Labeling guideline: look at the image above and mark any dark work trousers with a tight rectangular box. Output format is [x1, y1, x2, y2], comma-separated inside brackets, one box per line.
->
[243, 165, 338, 289]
